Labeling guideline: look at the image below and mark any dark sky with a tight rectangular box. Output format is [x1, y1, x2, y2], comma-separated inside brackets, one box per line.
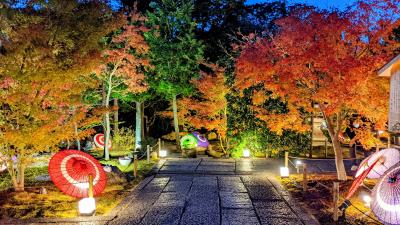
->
[247, 0, 356, 10]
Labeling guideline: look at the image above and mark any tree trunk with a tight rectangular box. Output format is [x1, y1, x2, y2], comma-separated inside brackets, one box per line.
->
[113, 98, 119, 135]
[319, 106, 347, 181]
[104, 112, 111, 160]
[74, 122, 80, 150]
[141, 102, 145, 140]
[11, 163, 25, 192]
[103, 76, 113, 161]
[135, 101, 142, 151]
[309, 113, 314, 158]
[332, 137, 347, 181]
[172, 95, 181, 153]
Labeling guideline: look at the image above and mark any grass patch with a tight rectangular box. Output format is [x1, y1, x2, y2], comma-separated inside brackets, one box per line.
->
[0, 159, 156, 219]
[278, 174, 380, 225]
[0, 166, 49, 191]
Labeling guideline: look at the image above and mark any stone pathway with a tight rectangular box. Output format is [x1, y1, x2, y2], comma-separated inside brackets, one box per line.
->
[106, 158, 319, 225]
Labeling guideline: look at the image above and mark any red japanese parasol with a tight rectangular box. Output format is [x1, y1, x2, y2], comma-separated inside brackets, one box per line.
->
[94, 133, 111, 149]
[48, 150, 107, 198]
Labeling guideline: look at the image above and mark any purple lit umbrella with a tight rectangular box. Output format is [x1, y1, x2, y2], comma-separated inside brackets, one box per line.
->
[371, 163, 400, 225]
[355, 148, 400, 179]
[192, 132, 209, 148]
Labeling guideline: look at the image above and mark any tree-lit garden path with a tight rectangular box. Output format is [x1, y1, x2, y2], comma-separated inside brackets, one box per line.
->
[106, 158, 319, 225]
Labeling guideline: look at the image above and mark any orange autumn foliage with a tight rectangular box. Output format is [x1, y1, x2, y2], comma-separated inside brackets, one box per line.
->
[0, 2, 116, 190]
[186, 65, 228, 134]
[99, 12, 150, 93]
[176, 65, 229, 150]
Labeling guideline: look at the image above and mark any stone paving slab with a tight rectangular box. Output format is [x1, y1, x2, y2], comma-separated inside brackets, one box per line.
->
[180, 212, 220, 225]
[220, 192, 253, 209]
[254, 201, 297, 218]
[159, 165, 197, 173]
[219, 176, 247, 193]
[139, 206, 183, 225]
[163, 180, 192, 193]
[260, 217, 303, 225]
[196, 165, 235, 173]
[247, 184, 282, 201]
[221, 209, 260, 225]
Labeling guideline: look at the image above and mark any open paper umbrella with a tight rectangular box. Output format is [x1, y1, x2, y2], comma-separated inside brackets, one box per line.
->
[48, 150, 107, 198]
[371, 163, 400, 225]
[355, 148, 400, 179]
[192, 132, 209, 148]
[94, 133, 111, 149]
[181, 134, 198, 149]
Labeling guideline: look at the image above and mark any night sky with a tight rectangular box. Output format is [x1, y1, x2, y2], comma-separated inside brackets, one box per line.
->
[247, 0, 356, 10]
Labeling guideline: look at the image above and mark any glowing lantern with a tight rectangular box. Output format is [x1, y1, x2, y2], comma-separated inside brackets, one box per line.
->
[280, 167, 289, 177]
[159, 150, 167, 158]
[243, 149, 250, 158]
[78, 197, 96, 215]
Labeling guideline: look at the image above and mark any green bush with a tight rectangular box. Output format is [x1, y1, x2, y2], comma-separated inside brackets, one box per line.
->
[229, 130, 272, 158]
[228, 129, 310, 158]
[112, 127, 135, 156]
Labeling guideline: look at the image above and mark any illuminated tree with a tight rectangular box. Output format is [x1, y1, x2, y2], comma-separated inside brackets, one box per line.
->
[145, 0, 204, 152]
[180, 65, 229, 153]
[236, 2, 399, 180]
[97, 12, 149, 160]
[0, 0, 115, 191]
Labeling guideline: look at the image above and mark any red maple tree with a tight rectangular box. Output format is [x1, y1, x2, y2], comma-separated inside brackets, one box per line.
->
[179, 64, 229, 152]
[97, 12, 150, 159]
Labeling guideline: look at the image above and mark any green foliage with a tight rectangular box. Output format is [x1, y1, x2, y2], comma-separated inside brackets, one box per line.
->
[230, 130, 270, 158]
[229, 129, 311, 158]
[280, 131, 311, 156]
[0, 166, 48, 191]
[113, 127, 135, 153]
[145, 0, 204, 99]
[141, 136, 157, 148]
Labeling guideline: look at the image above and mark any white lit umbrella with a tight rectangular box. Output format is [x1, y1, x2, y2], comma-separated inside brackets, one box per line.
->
[355, 148, 400, 179]
[371, 163, 400, 225]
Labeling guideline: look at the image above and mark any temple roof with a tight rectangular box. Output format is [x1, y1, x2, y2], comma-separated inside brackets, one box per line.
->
[378, 54, 400, 77]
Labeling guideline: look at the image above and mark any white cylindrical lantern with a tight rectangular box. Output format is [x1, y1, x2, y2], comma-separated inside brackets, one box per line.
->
[79, 197, 96, 215]
[243, 149, 250, 158]
[280, 167, 289, 177]
[159, 150, 167, 158]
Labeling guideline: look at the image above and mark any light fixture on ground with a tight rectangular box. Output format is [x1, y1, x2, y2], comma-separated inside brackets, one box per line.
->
[159, 149, 167, 158]
[79, 197, 96, 215]
[280, 167, 289, 177]
[362, 194, 372, 207]
[295, 160, 302, 173]
[79, 174, 96, 216]
[243, 149, 250, 158]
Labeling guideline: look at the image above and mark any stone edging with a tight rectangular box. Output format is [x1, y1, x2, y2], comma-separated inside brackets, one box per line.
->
[269, 177, 321, 225]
